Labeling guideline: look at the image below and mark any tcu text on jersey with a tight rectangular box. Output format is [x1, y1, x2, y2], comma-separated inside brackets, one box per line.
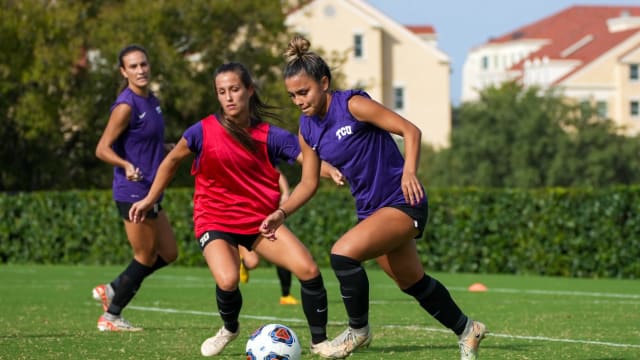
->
[335, 125, 352, 140]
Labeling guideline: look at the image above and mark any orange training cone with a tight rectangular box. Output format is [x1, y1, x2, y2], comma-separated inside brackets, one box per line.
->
[468, 283, 488, 292]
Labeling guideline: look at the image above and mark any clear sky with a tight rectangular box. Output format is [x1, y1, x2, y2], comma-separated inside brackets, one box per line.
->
[366, 0, 640, 105]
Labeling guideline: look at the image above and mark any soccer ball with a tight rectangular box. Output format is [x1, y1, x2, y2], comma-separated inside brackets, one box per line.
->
[246, 323, 302, 360]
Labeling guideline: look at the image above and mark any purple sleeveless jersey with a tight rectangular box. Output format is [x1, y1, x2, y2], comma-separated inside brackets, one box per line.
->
[299, 90, 425, 219]
[110, 88, 165, 202]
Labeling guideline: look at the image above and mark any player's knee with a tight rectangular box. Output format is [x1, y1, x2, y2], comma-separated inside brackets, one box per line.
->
[214, 272, 239, 291]
[243, 255, 260, 269]
[292, 261, 320, 281]
[162, 249, 178, 263]
[330, 253, 361, 271]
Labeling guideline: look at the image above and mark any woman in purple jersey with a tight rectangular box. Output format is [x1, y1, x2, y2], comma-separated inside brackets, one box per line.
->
[260, 35, 487, 360]
[93, 45, 178, 332]
[128, 62, 345, 357]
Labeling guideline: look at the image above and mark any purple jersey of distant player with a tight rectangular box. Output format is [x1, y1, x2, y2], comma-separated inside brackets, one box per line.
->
[110, 87, 166, 202]
[182, 117, 301, 168]
[299, 89, 425, 219]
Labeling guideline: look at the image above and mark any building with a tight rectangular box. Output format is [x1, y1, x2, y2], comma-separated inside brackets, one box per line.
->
[462, 5, 640, 134]
[285, 0, 451, 147]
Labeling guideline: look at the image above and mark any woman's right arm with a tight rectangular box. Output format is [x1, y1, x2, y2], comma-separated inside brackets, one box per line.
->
[129, 137, 192, 223]
[95, 104, 141, 181]
[260, 132, 320, 238]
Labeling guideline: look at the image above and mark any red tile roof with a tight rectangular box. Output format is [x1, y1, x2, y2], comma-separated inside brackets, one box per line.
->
[406, 25, 436, 34]
[488, 5, 640, 84]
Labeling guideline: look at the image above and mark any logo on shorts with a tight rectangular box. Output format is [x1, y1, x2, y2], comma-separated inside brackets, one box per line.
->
[199, 232, 210, 249]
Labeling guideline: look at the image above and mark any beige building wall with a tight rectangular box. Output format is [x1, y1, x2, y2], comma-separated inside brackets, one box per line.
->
[562, 33, 640, 134]
[286, 0, 451, 147]
[462, 8, 640, 137]
[617, 44, 640, 133]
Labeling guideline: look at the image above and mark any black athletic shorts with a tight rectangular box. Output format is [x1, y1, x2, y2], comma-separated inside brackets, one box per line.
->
[197, 230, 259, 251]
[116, 200, 161, 220]
[388, 200, 429, 239]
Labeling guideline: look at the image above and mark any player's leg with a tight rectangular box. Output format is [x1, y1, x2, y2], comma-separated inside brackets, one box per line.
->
[238, 246, 259, 283]
[324, 207, 418, 354]
[376, 205, 486, 360]
[199, 232, 243, 356]
[254, 226, 329, 348]
[153, 209, 178, 265]
[98, 216, 157, 331]
[93, 203, 173, 313]
[276, 266, 299, 305]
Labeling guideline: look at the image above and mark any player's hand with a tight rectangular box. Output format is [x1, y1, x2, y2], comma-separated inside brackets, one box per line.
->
[260, 210, 285, 240]
[125, 162, 143, 182]
[129, 199, 152, 223]
[401, 172, 424, 206]
[330, 168, 346, 186]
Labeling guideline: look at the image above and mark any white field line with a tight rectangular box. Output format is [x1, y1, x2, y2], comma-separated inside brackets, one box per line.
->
[127, 305, 640, 349]
[149, 276, 640, 301]
[447, 286, 640, 300]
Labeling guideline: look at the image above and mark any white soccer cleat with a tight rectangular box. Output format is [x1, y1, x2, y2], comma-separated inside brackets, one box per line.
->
[312, 325, 372, 358]
[310, 339, 348, 359]
[459, 320, 487, 360]
[97, 313, 142, 332]
[92, 284, 114, 312]
[200, 326, 239, 356]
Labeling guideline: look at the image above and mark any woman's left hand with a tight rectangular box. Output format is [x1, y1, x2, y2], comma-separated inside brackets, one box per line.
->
[129, 198, 153, 223]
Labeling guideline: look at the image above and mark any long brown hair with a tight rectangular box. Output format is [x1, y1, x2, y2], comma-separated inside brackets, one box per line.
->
[213, 62, 280, 152]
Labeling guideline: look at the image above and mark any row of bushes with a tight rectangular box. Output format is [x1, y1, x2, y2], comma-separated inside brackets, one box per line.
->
[1, 187, 638, 278]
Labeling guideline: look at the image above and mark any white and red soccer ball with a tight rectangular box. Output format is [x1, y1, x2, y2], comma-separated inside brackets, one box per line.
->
[246, 323, 302, 360]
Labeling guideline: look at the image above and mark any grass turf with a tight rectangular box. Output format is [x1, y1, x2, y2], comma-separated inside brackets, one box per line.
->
[0, 264, 638, 359]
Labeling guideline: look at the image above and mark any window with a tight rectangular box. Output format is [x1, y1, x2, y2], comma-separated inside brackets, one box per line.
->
[393, 86, 404, 111]
[354, 34, 363, 59]
[481, 56, 488, 70]
[631, 100, 639, 117]
[579, 100, 590, 113]
[631, 64, 639, 81]
[596, 101, 608, 117]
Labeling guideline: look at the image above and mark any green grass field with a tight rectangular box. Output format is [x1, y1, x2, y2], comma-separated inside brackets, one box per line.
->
[0, 264, 638, 359]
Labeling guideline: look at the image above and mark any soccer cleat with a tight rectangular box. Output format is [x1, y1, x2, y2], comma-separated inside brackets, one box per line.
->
[239, 258, 249, 284]
[458, 320, 487, 360]
[329, 325, 372, 355]
[97, 313, 142, 332]
[92, 284, 114, 312]
[310, 339, 348, 359]
[279, 294, 299, 305]
[310, 325, 372, 358]
[200, 326, 239, 356]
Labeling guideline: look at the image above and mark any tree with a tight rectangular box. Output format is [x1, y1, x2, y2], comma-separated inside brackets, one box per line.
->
[424, 81, 640, 188]
[0, 0, 300, 191]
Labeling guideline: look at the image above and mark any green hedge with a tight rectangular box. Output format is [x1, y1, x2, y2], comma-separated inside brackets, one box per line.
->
[1, 187, 638, 278]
